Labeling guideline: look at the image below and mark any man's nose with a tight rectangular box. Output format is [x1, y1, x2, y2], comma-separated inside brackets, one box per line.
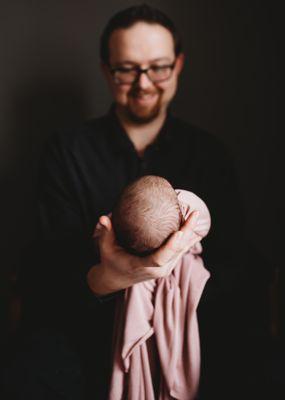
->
[136, 71, 153, 89]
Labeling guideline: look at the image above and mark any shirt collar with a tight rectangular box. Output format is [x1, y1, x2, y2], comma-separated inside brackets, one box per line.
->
[106, 104, 136, 155]
[106, 104, 174, 156]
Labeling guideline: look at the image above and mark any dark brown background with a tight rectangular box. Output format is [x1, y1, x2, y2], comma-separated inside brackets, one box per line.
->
[0, 0, 282, 357]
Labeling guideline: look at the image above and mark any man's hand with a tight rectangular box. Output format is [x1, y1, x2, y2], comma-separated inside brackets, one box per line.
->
[87, 211, 200, 296]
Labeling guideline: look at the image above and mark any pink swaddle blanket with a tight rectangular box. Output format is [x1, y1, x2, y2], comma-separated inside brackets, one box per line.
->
[108, 190, 211, 400]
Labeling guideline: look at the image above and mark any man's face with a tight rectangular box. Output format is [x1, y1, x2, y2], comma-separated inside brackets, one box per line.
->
[103, 22, 184, 124]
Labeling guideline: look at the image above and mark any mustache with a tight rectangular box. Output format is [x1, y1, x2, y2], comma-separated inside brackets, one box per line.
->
[129, 88, 161, 96]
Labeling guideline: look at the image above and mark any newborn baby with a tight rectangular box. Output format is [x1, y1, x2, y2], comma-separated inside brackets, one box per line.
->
[106, 175, 211, 400]
[112, 175, 182, 255]
[111, 174, 210, 256]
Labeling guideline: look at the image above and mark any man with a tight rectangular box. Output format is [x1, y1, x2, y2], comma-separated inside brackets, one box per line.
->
[5, 4, 270, 400]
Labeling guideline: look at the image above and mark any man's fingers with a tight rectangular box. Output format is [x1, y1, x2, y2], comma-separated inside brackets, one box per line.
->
[147, 211, 201, 268]
[180, 210, 199, 233]
[149, 230, 184, 267]
[178, 210, 201, 247]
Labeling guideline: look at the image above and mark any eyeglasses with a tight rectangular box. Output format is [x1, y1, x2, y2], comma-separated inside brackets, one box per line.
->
[110, 61, 176, 84]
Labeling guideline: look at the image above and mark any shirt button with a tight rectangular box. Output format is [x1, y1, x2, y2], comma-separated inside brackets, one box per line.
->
[139, 159, 148, 174]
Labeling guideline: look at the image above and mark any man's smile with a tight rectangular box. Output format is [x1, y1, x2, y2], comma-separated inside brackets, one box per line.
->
[130, 91, 159, 105]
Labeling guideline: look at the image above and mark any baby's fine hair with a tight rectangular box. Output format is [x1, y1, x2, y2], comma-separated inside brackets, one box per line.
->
[112, 175, 183, 255]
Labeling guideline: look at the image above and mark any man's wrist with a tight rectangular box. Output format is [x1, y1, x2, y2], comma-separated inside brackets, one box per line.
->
[87, 263, 125, 296]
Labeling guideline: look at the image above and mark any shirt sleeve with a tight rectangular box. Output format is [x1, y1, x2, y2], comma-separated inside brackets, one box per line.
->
[27, 133, 117, 307]
[37, 133, 86, 238]
[192, 134, 271, 330]
[18, 235, 121, 340]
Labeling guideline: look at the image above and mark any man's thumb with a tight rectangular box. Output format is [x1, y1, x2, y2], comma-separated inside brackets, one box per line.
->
[98, 215, 116, 250]
[99, 215, 112, 231]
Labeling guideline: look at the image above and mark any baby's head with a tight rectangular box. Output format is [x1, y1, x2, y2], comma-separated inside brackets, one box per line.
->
[112, 175, 183, 256]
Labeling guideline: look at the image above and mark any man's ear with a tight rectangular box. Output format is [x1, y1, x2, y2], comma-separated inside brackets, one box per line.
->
[175, 53, 185, 76]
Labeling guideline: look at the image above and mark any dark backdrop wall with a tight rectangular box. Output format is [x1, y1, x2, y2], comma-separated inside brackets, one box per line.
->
[0, 0, 280, 333]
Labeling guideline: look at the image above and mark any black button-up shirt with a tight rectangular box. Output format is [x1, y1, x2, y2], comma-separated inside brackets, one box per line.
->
[18, 106, 270, 399]
[35, 106, 248, 305]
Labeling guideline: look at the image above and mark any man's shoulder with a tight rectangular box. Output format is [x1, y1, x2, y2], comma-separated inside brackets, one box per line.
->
[45, 114, 111, 152]
[169, 115, 225, 149]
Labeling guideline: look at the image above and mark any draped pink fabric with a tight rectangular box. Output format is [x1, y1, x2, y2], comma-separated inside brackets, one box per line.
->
[108, 190, 211, 400]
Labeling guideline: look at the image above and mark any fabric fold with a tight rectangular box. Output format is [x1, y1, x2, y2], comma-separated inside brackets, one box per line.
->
[109, 254, 210, 400]
[108, 190, 211, 399]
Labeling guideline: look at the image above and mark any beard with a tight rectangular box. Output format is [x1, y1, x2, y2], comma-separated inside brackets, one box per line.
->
[125, 89, 162, 124]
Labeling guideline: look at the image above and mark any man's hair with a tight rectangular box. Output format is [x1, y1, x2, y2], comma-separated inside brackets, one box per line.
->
[100, 3, 182, 65]
[112, 175, 183, 256]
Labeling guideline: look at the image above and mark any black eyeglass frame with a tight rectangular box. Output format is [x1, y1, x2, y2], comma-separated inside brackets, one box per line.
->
[109, 60, 176, 84]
